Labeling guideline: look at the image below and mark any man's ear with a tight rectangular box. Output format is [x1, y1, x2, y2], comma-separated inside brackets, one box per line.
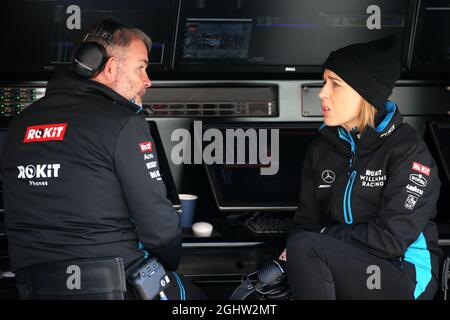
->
[102, 56, 118, 82]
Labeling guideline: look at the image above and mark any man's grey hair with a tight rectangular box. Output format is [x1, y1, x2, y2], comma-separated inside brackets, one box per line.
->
[83, 26, 152, 60]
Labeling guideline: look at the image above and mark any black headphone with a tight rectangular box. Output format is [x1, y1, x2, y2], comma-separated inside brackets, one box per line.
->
[230, 260, 291, 300]
[72, 20, 122, 78]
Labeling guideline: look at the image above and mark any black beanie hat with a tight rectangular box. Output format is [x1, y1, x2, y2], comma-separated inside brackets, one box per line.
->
[322, 35, 401, 110]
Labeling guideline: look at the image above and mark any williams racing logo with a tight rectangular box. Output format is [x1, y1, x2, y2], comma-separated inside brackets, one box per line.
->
[17, 163, 61, 186]
[360, 169, 386, 187]
[23, 123, 67, 143]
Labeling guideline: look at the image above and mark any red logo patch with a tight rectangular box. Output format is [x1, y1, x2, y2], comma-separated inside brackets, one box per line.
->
[23, 123, 67, 143]
[412, 162, 431, 176]
[139, 142, 152, 153]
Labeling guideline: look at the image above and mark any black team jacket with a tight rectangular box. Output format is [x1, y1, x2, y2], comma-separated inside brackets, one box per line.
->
[291, 101, 443, 299]
[1, 72, 181, 272]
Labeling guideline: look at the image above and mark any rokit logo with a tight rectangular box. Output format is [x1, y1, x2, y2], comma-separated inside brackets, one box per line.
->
[139, 142, 152, 153]
[24, 123, 67, 143]
[411, 162, 430, 176]
[17, 164, 61, 186]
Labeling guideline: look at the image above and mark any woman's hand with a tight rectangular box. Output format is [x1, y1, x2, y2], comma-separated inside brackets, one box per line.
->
[279, 249, 287, 261]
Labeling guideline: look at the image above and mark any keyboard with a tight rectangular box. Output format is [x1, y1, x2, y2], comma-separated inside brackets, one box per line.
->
[245, 214, 293, 234]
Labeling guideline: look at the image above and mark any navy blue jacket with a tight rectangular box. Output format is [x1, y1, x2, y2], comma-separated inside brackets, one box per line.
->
[292, 101, 443, 297]
[1, 72, 181, 272]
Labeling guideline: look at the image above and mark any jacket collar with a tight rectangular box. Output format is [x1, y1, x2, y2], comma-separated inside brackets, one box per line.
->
[319, 100, 403, 156]
[45, 71, 143, 114]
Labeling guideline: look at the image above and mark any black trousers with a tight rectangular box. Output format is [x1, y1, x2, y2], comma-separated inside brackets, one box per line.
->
[286, 231, 439, 300]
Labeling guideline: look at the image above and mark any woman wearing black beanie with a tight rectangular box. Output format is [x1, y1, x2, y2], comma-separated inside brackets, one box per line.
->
[282, 36, 443, 299]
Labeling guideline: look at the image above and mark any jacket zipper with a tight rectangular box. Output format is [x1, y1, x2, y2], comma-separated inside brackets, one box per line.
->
[338, 128, 357, 225]
[343, 170, 357, 224]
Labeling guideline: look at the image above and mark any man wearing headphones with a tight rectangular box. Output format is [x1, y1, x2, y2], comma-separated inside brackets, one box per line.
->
[1, 20, 198, 299]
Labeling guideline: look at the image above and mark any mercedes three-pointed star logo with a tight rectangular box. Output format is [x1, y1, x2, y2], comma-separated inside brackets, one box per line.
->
[321, 170, 335, 184]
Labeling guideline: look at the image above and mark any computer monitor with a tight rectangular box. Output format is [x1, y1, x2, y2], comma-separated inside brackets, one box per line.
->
[201, 122, 321, 212]
[148, 120, 181, 210]
[174, 0, 413, 73]
[410, 0, 450, 73]
[425, 121, 450, 223]
[0, 0, 178, 78]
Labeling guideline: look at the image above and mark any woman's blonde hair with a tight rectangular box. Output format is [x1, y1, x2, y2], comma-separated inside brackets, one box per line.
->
[358, 100, 378, 134]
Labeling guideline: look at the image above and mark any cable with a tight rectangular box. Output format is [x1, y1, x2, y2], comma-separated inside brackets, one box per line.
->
[172, 272, 186, 300]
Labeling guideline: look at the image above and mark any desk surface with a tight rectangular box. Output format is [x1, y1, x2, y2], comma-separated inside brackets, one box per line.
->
[1, 213, 450, 244]
[181, 215, 289, 244]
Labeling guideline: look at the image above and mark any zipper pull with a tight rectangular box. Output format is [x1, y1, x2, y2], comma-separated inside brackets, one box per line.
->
[349, 153, 355, 171]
